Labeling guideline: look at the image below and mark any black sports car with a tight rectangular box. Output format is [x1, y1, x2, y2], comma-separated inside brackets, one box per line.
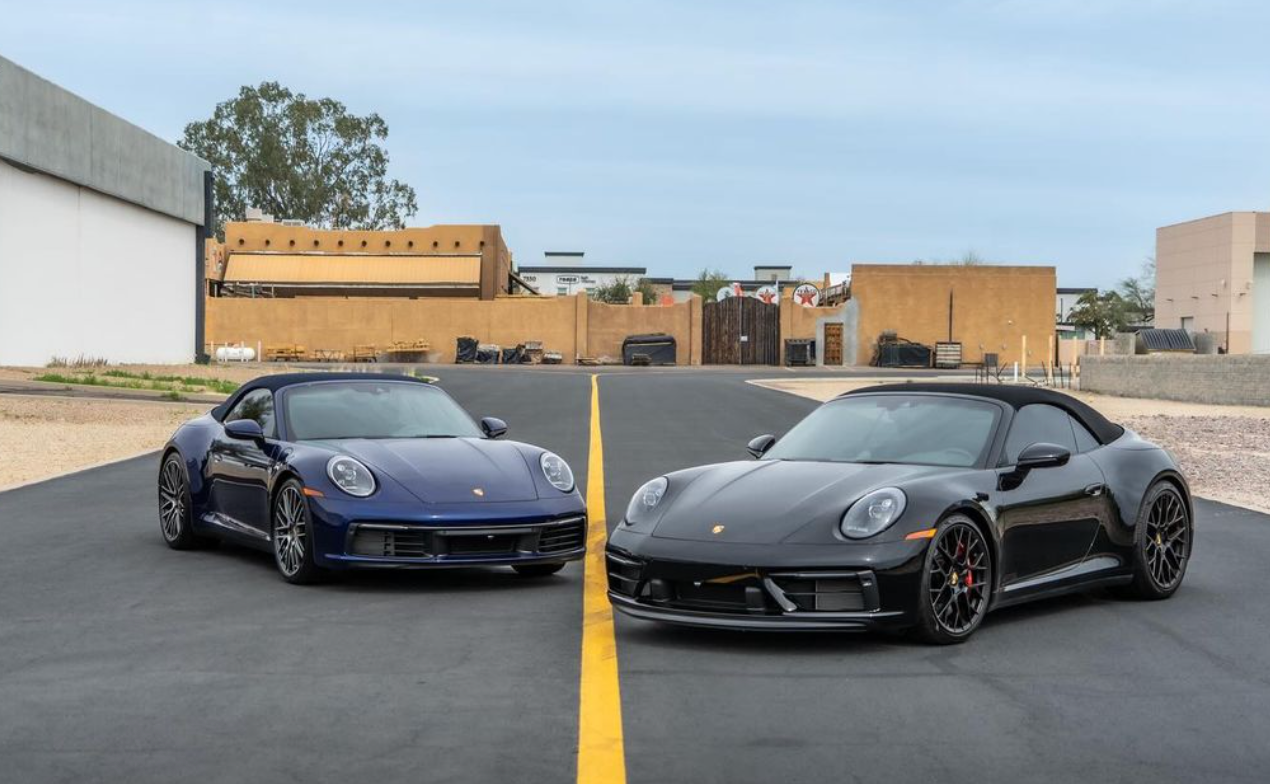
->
[606, 383, 1193, 643]
[158, 373, 586, 583]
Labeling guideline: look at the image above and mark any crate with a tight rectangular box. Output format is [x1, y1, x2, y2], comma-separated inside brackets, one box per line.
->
[934, 342, 962, 369]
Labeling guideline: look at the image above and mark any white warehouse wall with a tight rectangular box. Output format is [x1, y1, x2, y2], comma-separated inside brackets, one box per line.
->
[0, 159, 194, 365]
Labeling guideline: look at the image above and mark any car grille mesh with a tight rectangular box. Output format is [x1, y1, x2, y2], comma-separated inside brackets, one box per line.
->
[350, 527, 430, 558]
[348, 516, 585, 560]
[606, 556, 874, 615]
[538, 518, 586, 553]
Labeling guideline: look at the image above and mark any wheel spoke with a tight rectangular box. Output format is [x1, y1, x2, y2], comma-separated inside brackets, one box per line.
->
[927, 521, 991, 635]
[274, 488, 307, 576]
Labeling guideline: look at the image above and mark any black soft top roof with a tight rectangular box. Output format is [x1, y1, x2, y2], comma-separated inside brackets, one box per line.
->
[842, 382, 1125, 444]
[212, 372, 434, 421]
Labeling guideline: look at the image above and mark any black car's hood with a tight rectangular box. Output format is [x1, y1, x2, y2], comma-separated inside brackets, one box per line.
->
[316, 437, 539, 504]
[652, 459, 947, 544]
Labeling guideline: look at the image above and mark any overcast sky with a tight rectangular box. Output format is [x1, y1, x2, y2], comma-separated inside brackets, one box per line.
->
[4, 0, 1269, 287]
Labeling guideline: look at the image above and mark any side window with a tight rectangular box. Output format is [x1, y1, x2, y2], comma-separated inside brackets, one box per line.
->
[1001, 404, 1077, 465]
[1069, 414, 1100, 453]
[225, 389, 276, 438]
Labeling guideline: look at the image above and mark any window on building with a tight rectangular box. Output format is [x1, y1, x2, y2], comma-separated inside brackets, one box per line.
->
[1180, 316, 1194, 332]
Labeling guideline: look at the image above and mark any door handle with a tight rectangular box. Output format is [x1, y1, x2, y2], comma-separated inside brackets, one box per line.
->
[1084, 483, 1105, 497]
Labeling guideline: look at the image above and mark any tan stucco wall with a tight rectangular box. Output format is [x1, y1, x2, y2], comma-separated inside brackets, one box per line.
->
[583, 300, 697, 363]
[850, 264, 1056, 366]
[205, 294, 703, 365]
[1155, 212, 1266, 354]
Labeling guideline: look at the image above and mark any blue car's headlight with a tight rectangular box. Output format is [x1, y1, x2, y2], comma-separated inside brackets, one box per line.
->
[540, 452, 575, 492]
[327, 455, 376, 497]
[624, 477, 668, 525]
[840, 487, 906, 539]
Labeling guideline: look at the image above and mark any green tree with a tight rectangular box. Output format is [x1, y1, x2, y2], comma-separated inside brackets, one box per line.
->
[590, 276, 635, 304]
[1117, 257, 1155, 325]
[1068, 290, 1130, 339]
[635, 278, 661, 306]
[690, 268, 731, 301]
[179, 82, 418, 238]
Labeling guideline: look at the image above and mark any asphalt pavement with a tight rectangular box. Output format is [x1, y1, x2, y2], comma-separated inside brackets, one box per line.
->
[2, 366, 1269, 783]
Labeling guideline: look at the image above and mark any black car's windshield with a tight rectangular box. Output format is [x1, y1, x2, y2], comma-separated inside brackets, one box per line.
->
[763, 394, 1000, 467]
[283, 381, 483, 440]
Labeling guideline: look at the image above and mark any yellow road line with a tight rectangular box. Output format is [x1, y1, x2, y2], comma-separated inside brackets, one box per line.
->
[577, 373, 627, 784]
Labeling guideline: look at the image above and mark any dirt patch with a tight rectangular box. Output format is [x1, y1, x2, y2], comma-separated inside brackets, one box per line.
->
[750, 377, 1270, 514]
[0, 362, 294, 388]
[0, 395, 210, 489]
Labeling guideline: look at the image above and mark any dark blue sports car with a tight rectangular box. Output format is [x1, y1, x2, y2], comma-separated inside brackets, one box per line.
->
[158, 373, 587, 583]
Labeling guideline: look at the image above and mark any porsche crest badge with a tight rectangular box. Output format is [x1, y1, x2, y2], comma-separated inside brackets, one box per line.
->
[712, 524, 726, 535]
[472, 487, 485, 497]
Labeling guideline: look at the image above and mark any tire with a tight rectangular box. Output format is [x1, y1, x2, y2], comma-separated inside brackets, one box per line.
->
[513, 562, 566, 578]
[158, 453, 215, 550]
[272, 479, 325, 585]
[1123, 481, 1192, 600]
[913, 515, 993, 645]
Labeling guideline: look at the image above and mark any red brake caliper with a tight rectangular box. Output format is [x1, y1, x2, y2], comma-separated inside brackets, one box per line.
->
[957, 541, 972, 587]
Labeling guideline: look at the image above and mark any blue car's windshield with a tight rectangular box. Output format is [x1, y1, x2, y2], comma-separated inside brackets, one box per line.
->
[763, 394, 1000, 468]
[283, 381, 483, 440]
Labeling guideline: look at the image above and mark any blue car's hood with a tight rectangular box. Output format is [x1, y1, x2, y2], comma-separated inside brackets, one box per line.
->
[317, 437, 539, 504]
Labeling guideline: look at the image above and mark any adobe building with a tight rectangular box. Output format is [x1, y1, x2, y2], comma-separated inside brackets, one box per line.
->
[1155, 212, 1270, 354]
[211, 220, 516, 300]
[848, 264, 1056, 367]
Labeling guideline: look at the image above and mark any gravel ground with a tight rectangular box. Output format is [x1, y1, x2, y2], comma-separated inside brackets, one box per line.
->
[0, 395, 209, 489]
[752, 377, 1270, 514]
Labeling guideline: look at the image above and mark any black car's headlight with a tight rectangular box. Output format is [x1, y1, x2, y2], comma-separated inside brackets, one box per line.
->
[624, 477, 668, 524]
[840, 487, 906, 539]
[326, 455, 376, 497]
[540, 452, 575, 492]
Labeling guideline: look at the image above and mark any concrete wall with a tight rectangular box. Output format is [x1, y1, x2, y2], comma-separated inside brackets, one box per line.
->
[850, 264, 1056, 366]
[0, 55, 208, 224]
[205, 294, 704, 365]
[1081, 355, 1270, 406]
[0, 159, 195, 364]
[1155, 212, 1270, 355]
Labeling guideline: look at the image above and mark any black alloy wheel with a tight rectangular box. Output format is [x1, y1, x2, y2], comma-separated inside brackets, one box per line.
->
[1126, 482, 1192, 599]
[915, 516, 993, 644]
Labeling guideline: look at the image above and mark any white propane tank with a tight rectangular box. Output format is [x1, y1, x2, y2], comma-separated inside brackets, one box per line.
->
[215, 345, 257, 362]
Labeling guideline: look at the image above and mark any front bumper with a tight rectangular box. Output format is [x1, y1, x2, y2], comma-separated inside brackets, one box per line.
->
[605, 535, 927, 631]
[305, 493, 588, 569]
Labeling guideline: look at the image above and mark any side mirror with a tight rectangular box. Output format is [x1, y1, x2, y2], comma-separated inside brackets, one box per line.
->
[225, 419, 265, 442]
[747, 434, 776, 459]
[1017, 442, 1071, 470]
[481, 417, 508, 439]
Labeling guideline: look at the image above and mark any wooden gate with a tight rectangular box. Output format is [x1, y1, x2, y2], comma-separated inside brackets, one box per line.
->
[702, 296, 780, 364]
[823, 322, 843, 365]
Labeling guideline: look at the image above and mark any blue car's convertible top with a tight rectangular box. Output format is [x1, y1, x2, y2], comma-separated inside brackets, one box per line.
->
[159, 373, 586, 584]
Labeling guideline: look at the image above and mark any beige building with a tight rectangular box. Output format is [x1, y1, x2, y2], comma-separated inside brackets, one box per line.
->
[211, 221, 516, 300]
[1156, 212, 1270, 354]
